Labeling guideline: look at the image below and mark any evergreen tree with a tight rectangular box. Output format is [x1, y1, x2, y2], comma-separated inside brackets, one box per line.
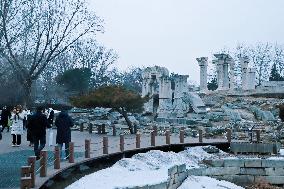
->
[56, 68, 92, 94]
[269, 63, 284, 81]
[207, 77, 218, 91]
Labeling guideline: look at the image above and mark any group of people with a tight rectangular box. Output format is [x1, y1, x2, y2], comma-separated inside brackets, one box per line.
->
[0, 105, 74, 160]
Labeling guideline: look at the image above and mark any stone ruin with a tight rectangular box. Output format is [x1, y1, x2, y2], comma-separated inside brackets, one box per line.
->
[140, 54, 264, 120]
[197, 53, 284, 94]
[141, 66, 206, 119]
[197, 54, 256, 92]
[139, 57, 284, 146]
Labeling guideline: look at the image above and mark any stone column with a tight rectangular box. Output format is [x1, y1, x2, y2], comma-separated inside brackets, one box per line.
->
[142, 78, 152, 113]
[142, 80, 146, 97]
[217, 60, 224, 90]
[228, 57, 235, 90]
[173, 75, 189, 117]
[223, 61, 230, 90]
[158, 77, 172, 118]
[214, 54, 227, 90]
[196, 57, 208, 92]
[212, 59, 219, 86]
[247, 68, 256, 90]
[239, 56, 249, 90]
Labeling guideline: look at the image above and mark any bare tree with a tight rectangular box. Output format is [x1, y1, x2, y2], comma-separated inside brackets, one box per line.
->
[0, 0, 103, 105]
[219, 43, 273, 86]
[38, 39, 118, 102]
[273, 44, 284, 76]
[233, 43, 250, 85]
[249, 43, 272, 86]
[67, 39, 119, 88]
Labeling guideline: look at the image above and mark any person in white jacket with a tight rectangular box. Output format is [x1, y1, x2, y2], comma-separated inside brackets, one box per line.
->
[10, 105, 25, 147]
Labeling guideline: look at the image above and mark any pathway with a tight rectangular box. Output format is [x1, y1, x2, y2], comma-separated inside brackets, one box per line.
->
[0, 129, 228, 189]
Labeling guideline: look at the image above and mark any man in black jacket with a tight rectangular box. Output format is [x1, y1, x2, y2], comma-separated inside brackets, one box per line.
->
[28, 106, 49, 159]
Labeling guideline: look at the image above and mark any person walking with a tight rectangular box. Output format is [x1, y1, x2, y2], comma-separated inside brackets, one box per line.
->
[55, 110, 74, 159]
[28, 106, 49, 160]
[1, 106, 11, 132]
[47, 108, 55, 128]
[47, 108, 55, 146]
[10, 105, 25, 146]
[22, 108, 29, 130]
[26, 110, 34, 147]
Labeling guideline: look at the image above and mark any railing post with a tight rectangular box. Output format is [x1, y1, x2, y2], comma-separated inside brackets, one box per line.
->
[21, 166, 31, 189]
[120, 135, 124, 152]
[88, 123, 93, 134]
[80, 123, 84, 132]
[98, 125, 102, 134]
[151, 131, 156, 146]
[112, 124, 116, 136]
[21, 177, 31, 189]
[199, 129, 203, 143]
[102, 124, 106, 134]
[136, 134, 141, 148]
[54, 146, 60, 169]
[134, 124, 138, 134]
[40, 150, 47, 177]
[69, 142, 74, 163]
[180, 130, 185, 143]
[166, 130, 171, 145]
[85, 139, 91, 158]
[256, 130, 261, 143]
[27, 156, 36, 188]
[153, 126, 158, 136]
[226, 128, 232, 143]
[103, 137, 108, 154]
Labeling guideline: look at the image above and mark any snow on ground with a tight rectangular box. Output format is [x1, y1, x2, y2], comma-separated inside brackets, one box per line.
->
[66, 146, 240, 189]
[179, 176, 244, 189]
[280, 149, 284, 156]
[67, 167, 168, 189]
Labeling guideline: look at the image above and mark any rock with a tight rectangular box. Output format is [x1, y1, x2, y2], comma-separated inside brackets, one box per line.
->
[202, 146, 220, 154]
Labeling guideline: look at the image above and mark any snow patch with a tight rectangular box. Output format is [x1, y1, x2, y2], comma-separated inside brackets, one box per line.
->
[67, 146, 235, 189]
[280, 149, 284, 156]
[178, 176, 245, 189]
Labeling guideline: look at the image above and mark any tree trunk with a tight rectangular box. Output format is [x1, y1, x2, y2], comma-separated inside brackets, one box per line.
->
[117, 108, 134, 134]
[22, 79, 33, 107]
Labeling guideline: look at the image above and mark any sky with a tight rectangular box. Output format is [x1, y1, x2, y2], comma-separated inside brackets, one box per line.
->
[87, 0, 284, 83]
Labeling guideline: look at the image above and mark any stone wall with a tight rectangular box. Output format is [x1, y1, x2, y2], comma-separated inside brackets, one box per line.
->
[118, 164, 188, 189]
[230, 142, 279, 154]
[188, 158, 284, 185]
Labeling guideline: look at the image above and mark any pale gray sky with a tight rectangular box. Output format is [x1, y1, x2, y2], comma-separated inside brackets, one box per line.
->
[88, 0, 284, 83]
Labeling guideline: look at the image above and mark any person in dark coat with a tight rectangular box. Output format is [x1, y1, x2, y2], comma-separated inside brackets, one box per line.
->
[47, 108, 55, 128]
[1, 106, 11, 132]
[26, 113, 34, 146]
[55, 110, 74, 159]
[28, 106, 49, 159]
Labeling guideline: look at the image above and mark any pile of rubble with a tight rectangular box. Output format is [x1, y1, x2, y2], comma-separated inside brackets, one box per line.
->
[68, 94, 284, 145]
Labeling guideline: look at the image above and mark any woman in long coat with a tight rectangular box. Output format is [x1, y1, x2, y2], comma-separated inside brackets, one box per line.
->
[11, 105, 25, 146]
[55, 110, 74, 159]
